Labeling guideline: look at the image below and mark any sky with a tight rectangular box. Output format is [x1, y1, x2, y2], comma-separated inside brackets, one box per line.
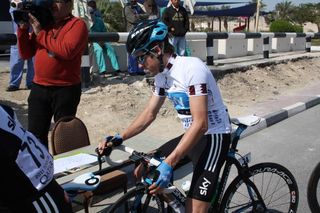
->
[209, 0, 319, 11]
[264, 0, 319, 11]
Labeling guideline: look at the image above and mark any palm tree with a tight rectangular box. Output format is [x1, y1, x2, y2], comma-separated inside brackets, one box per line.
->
[96, 0, 126, 32]
[275, 0, 295, 21]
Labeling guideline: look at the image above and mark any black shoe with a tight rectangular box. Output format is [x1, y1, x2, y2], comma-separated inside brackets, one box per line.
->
[112, 72, 119, 76]
[26, 85, 32, 90]
[6, 86, 19, 92]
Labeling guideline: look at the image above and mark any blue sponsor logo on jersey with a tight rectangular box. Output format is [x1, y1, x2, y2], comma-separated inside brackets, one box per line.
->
[167, 92, 190, 110]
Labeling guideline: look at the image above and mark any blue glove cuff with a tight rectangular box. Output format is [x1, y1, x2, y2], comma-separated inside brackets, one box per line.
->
[111, 133, 123, 146]
[105, 135, 113, 142]
[155, 161, 173, 188]
[158, 161, 173, 172]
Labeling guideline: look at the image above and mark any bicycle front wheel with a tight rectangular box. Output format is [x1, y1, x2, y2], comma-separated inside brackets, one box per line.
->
[307, 162, 320, 213]
[107, 184, 165, 213]
[220, 162, 299, 213]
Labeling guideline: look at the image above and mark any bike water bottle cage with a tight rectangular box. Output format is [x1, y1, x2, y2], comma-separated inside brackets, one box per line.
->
[62, 172, 101, 192]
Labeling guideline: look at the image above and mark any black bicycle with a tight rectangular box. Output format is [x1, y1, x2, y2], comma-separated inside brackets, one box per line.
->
[307, 162, 320, 213]
[106, 115, 299, 213]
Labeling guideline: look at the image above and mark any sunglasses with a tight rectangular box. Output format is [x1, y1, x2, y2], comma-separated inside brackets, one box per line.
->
[136, 51, 150, 64]
[135, 46, 158, 64]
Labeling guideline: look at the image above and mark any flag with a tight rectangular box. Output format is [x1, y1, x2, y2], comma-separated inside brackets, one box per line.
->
[183, 0, 196, 14]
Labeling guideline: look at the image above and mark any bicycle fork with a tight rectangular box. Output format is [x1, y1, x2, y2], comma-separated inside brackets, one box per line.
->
[239, 163, 268, 212]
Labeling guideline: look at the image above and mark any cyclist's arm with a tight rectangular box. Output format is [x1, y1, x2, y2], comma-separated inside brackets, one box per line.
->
[121, 94, 165, 141]
[165, 95, 208, 168]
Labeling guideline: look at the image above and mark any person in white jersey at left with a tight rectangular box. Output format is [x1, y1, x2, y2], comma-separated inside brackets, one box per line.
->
[0, 104, 72, 212]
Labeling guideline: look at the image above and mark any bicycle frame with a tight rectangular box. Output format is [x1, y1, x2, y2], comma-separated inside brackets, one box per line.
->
[211, 124, 267, 212]
[75, 115, 298, 213]
[120, 121, 267, 212]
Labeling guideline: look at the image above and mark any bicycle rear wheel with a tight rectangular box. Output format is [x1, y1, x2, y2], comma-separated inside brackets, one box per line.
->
[307, 162, 320, 213]
[220, 162, 299, 213]
[107, 184, 165, 213]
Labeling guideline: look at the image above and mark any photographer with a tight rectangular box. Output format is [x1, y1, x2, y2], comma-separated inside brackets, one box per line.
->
[17, 0, 88, 148]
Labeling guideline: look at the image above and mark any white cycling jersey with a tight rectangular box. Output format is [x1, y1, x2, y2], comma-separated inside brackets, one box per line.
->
[0, 104, 54, 193]
[153, 54, 231, 134]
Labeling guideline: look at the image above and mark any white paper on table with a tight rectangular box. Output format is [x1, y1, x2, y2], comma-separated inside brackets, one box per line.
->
[54, 153, 97, 175]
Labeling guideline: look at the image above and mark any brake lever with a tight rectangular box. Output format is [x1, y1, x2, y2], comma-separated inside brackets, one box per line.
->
[95, 144, 113, 171]
[95, 147, 103, 171]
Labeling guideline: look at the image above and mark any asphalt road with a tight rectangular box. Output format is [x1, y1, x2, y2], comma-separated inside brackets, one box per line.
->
[238, 104, 320, 213]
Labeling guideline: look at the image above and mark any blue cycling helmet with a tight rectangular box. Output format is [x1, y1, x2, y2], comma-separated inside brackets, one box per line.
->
[126, 19, 168, 55]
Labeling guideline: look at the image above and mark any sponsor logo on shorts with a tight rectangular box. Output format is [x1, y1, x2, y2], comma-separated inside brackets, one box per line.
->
[199, 177, 211, 196]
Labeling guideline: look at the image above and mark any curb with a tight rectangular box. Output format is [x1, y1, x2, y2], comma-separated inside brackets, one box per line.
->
[241, 95, 320, 138]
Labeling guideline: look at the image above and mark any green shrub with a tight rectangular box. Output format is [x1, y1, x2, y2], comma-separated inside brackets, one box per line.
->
[292, 24, 303, 33]
[270, 20, 303, 32]
[312, 39, 320, 46]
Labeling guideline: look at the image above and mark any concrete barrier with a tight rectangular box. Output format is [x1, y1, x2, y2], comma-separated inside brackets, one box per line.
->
[1, 32, 319, 67]
[291, 37, 306, 51]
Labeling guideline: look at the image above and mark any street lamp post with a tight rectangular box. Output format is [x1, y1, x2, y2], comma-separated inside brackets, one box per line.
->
[255, 0, 260, 32]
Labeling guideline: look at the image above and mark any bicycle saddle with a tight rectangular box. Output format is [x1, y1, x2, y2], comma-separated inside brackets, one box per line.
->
[62, 172, 101, 192]
[231, 115, 261, 126]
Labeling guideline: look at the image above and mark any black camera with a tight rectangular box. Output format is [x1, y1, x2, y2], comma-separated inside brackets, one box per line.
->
[12, 0, 54, 27]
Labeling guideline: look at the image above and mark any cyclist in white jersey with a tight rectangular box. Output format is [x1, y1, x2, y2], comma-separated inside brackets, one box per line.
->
[98, 19, 231, 212]
[0, 104, 72, 212]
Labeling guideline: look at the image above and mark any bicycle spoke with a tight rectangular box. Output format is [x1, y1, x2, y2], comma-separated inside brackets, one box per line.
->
[264, 182, 291, 206]
[233, 188, 251, 200]
[221, 163, 298, 213]
[264, 171, 273, 199]
[267, 174, 282, 205]
[250, 171, 290, 210]
[268, 200, 291, 208]
[260, 172, 264, 197]
[227, 201, 254, 212]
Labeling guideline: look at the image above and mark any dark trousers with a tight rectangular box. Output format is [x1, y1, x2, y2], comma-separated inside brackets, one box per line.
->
[28, 82, 81, 148]
[4, 180, 73, 213]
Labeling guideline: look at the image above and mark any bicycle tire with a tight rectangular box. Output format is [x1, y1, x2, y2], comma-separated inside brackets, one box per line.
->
[107, 185, 165, 213]
[220, 162, 299, 213]
[307, 162, 320, 213]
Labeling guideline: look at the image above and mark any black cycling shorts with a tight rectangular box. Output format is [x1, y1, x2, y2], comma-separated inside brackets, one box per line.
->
[157, 133, 231, 202]
[5, 180, 73, 213]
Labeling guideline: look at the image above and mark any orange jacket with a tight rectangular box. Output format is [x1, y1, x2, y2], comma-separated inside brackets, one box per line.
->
[18, 16, 88, 86]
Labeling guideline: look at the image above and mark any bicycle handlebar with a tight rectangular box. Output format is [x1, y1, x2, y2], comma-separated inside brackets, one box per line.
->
[116, 144, 135, 155]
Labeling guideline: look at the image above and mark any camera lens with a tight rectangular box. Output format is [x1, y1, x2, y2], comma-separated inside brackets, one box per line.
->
[11, 2, 18, 8]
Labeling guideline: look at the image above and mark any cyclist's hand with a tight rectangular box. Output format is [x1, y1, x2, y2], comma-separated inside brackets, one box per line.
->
[134, 162, 144, 179]
[149, 161, 173, 194]
[96, 134, 123, 155]
[96, 143, 112, 156]
[108, 133, 123, 146]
